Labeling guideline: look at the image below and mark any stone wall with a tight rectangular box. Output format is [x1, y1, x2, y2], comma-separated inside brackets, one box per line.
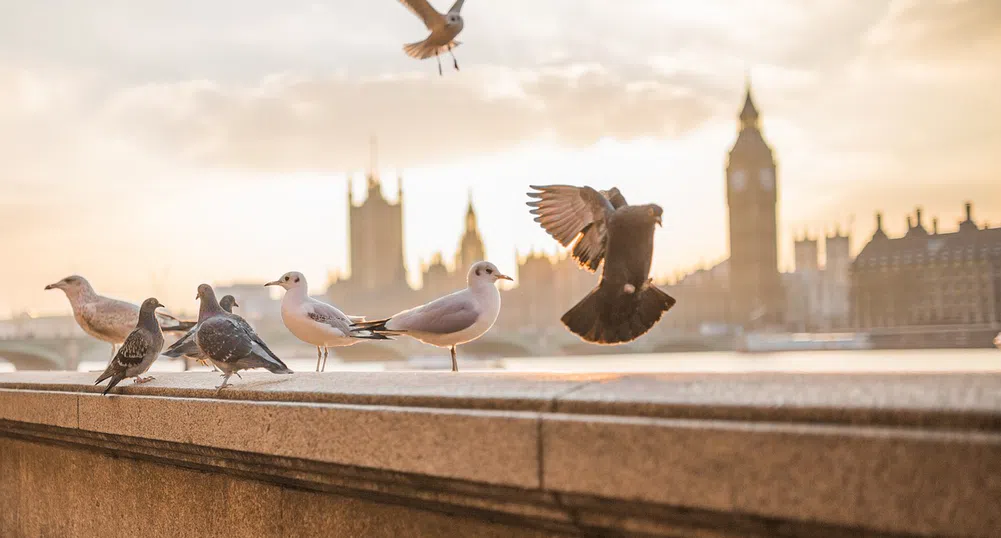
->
[2, 371, 1000, 537]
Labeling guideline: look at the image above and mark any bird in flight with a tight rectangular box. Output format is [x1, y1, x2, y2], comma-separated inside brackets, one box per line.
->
[397, 0, 467, 76]
[527, 185, 677, 345]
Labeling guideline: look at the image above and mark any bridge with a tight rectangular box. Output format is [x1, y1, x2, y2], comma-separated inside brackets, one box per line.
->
[0, 338, 99, 371]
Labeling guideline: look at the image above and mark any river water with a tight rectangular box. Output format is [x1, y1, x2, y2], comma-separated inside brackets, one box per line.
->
[2, 349, 999, 374]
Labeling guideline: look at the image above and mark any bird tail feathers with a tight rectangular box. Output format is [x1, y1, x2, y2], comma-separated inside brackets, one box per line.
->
[246, 347, 293, 375]
[101, 374, 125, 396]
[561, 281, 676, 345]
[350, 318, 403, 340]
[403, 39, 461, 60]
[163, 320, 196, 333]
[163, 336, 200, 358]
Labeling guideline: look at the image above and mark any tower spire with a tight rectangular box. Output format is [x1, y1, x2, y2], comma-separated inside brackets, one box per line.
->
[739, 73, 759, 130]
[368, 135, 379, 188]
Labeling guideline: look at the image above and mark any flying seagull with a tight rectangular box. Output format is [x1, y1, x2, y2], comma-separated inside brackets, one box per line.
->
[163, 294, 239, 372]
[266, 271, 388, 373]
[398, 0, 467, 76]
[45, 275, 195, 361]
[352, 261, 511, 371]
[527, 185, 677, 344]
[94, 298, 166, 395]
[192, 284, 293, 392]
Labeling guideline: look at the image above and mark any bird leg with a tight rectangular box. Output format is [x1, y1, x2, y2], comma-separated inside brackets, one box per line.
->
[436, 52, 443, 76]
[321, 347, 329, 372]
[449, 45, 459, 71]
[215, 373, 233, 393]
[220, 372, 242, 379]
[133, 375, 155, 385]
[315, 346, 322, 372]
[450, 346, 458, 372]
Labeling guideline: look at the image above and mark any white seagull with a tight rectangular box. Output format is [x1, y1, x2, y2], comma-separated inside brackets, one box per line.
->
[45, 275, 195, 361]
[266, 271, 389, 372]
[352, 261, 512, 372]
[398, 0, 467, 76]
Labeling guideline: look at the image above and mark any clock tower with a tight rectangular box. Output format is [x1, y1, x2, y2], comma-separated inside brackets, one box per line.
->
[725, 78, 783, 328]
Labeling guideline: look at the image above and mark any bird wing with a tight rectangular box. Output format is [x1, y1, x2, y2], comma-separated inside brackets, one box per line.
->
[447, 0, 465, 14]
[115, 328, 153, 367]
[527, 185, 618, 272]
[403, 38, 460, 60]
[228, 314, 283, 364]
[397, 0, 444, 29]
[390, 291, 480, 335]
[163, 325, 202, 358]
[601, 187, 629, 209]
[306, 301, 352, 336]
[81, 299, 137, 342]
[197, 317, 253, 363]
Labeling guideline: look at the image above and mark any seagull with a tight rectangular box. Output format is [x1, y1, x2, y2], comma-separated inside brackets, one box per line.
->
[527, 185, 677, 344]
[192, 284, 293, 392]
[266, 271, 388, 373]
[45, 275, 195, 361]
[398, 0, 467, 76]
[162, 294, 239, 372]
[352, 261, 511, 371]
[94, 298, 166, 395]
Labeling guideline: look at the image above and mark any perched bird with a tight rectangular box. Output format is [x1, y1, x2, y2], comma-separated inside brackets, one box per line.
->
[94, 298, 166, 395]
[192, 284, 292, 392]
[994, 332, 1000, 350]
[45, 275, 195, 361]
[266, 271, 387, 373]
[162, 294, 239, 371]
[527, 185, 677, 344]
[398, 0, 467, 76]
[352, 261, 511, 371]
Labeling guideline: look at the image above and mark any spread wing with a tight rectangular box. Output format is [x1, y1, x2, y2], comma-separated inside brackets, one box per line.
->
[601, 187, 628, 209]
[527, 185, 618, 272]
[389, 292, 480, 335]
[306, 301, 352, 336]
[81, 298, 138, 343]
[397, 0, 443, 29]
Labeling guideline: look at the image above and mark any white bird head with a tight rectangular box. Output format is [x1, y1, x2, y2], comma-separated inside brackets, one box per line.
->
[445, 13, 463, 27]
[44, 275, 93, 297]
[467, 261, 513, 287]
[265, 271, 307, 291]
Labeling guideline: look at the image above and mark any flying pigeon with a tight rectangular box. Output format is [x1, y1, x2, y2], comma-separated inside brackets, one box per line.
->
[352, 261, 511, 371]
[527, 185, 677, 344]
[94, 298, 166, 395]
[398, 0, 467, 76]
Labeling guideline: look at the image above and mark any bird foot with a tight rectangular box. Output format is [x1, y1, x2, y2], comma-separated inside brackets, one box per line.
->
[133, 376, 155, 385]
[623, 283, 636, 294]
[214, 383, 231, 393]
[453, 60, 460, 71]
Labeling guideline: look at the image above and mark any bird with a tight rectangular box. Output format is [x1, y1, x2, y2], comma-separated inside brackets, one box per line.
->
[352, 261, 511, 371]
[192, 284, 293, 392]
[45, 275, 195, 362]
[162, 294, 239, 371]
[397, 0, 467, 76]
[94, 297, 166, 395]
[527, 185, 677, 345]
[994, 332, 1001, 350]
[266, 271, 388, 373]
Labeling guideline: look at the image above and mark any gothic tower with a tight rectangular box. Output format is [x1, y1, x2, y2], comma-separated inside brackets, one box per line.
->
[725, 78, 783, 328]
[455, 190, 486, 271]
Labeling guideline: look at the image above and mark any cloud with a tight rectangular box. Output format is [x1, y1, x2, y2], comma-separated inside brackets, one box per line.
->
[99, 66, 718, 171]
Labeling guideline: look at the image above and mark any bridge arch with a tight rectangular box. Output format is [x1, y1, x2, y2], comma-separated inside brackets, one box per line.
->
[0, 342, 75, 371]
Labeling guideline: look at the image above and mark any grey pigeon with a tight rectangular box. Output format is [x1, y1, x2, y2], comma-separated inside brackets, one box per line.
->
[192, 284, 292, 392]
[94, 298, 166, 395]
[398, 0, 467, 76]
[527, 185, 677, 344]
[163, 295, 238, 371]
[45, 275, 195, 361]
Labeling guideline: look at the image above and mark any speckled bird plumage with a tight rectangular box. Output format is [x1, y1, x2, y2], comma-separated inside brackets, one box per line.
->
[94, 298, 166, 395]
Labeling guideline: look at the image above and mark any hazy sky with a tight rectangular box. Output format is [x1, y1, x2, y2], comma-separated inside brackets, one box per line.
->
[1, 0, 1000, 316]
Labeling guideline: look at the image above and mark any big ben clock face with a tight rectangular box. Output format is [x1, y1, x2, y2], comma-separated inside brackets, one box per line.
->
[759, 168, 775, 190]
[730, 169, 747, 191]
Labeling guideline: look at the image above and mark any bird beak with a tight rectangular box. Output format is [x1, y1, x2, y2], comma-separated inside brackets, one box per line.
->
[264, 280, 280, 287]
[498, 274, 514, 281]
[194, 293, 200, 300]
[655, 216, 663, 227]
[44, 284, 55, 290]
[233, 301, 240, 308]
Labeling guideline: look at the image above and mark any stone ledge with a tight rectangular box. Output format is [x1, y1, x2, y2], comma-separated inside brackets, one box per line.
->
[2, 371, 1001, 537]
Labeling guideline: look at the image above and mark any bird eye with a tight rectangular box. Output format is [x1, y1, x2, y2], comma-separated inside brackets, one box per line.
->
[486, 268, 493, 274]
[284, 276, 290, 281]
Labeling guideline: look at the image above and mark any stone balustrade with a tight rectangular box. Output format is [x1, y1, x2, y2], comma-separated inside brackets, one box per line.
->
[1, 371, 999, 537]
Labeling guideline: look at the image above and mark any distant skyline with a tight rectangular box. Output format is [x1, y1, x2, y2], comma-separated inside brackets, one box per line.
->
[1, 0, 1000, 315]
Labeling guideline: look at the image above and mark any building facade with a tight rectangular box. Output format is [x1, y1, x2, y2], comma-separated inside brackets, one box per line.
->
[725, 79, 784, 328]
[851, 203, 1001, 336]
[785, 229, 852, 331]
